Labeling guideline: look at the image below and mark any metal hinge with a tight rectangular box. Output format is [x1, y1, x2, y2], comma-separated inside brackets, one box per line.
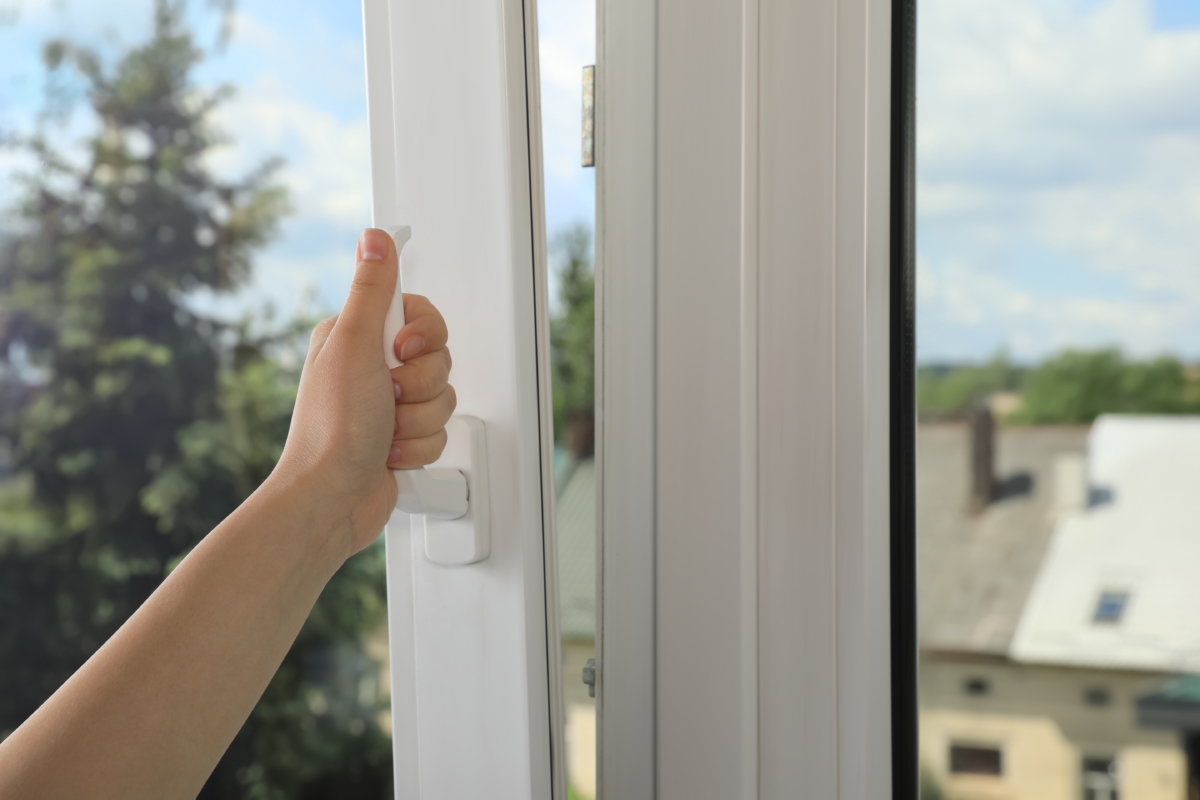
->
[582, 65, 595, 168]
[582, 658, 596, 698]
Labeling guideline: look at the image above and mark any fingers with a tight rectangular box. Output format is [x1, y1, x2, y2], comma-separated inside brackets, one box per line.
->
[338, 229, 397, 346]
[387, 428, 448, 469]
[384, 383, 455, 468]
[394, 384, 456, 440]
[394, 294, 449, 363]
[389, 348, 451, 404]
[307, 315, 339, 361]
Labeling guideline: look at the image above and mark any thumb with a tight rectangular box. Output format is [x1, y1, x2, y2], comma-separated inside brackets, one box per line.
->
[338, 228, 397, 345]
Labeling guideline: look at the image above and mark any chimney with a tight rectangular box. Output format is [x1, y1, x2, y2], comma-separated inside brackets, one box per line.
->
[565, 408, 595, 460]
[969, 405, 995, 512]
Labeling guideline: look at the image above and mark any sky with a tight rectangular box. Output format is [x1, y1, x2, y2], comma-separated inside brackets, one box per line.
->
[918, 0, 1200, 363]
[0, 0, 595, 321]
[4, 0, 1200, 363]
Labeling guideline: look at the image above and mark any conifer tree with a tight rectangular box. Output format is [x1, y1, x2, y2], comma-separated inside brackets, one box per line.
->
[0, 3, 392, 796]
[550, 223, 595, 460]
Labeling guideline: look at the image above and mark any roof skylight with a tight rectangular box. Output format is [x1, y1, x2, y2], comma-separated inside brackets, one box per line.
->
[1093, 590, 1130, 625]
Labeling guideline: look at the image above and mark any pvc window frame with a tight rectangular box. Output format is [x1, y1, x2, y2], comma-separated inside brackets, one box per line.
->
[595, 0, 917, 797]
[360, 0, 918, 794]
[362, 0, 565, 797]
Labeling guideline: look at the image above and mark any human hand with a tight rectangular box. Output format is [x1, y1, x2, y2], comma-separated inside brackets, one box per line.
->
[275, 228, 455, 559]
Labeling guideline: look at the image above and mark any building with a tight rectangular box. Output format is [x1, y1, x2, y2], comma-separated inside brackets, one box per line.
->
[918, 417, 1200, 800]
[556, 453, 598, 799]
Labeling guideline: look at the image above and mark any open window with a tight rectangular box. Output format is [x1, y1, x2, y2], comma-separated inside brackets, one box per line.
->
[0, 0, 918, 796]
[363, 0, 917, 796]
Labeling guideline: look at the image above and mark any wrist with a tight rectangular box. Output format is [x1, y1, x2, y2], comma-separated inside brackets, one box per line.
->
[256, 462, 357, 578]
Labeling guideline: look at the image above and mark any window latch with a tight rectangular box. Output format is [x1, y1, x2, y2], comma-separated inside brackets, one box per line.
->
[383, 226, 491, 566]
[583, 658, 596, 698]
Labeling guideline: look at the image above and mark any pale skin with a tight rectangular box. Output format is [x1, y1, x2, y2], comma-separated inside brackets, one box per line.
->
[0, 228, 454, 799]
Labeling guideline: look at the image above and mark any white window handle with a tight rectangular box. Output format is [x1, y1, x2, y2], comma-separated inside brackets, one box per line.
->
[383, 225, 490, 565]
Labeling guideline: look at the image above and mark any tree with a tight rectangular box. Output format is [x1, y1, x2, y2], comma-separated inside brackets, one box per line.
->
[549, 223, 595, 460]
[916, 351, 1024, 421]
[918, 766, 945, 800]
[0, 3, 391, 796]
[1015, 348, 1200, 425]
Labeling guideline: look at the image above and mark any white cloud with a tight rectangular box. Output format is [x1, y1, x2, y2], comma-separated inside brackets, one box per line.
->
[0, 0, 596, 323]
[918, 0, 1200, 361]
[194, 7, 371, 321]
[207, 71, 371, 231]
[918, 253, 1187, 359]
[537, 0, 596, 235]
[186, 241, 353, 323]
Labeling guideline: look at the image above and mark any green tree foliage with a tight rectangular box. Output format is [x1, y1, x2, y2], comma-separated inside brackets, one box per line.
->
[1015, 348, 1200, 425]
[918, 766, 946, 800]
[549, 223, 594, 456]
[917, 347, 1200, 425]
[0, 3, 391, 796]
[917, 351, 1024, 421]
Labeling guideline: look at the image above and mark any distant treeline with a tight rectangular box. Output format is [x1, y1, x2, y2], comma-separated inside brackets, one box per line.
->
[918, 349, 1200, 424]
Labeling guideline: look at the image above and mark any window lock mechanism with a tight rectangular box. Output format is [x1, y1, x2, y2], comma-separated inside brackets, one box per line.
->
[583, 658, 596, 698]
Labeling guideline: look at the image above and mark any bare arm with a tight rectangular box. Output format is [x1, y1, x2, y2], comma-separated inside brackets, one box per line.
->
[0, 228, 455, 799]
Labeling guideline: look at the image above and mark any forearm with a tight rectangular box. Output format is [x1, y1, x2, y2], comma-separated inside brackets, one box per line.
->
[0, 229, 446, 797]
[0, 468, 352, 800]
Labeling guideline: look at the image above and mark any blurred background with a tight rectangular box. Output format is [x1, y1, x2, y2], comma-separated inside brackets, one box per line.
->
[40, 1, 1200, 798]
[0, 0, 596, 797]
[917, 1, 1200, 799]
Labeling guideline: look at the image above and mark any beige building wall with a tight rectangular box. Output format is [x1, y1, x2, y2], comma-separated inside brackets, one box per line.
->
[920, 656, 1184, 800]
[1124, 746, 1188, 799]
[563, 640, 597, 799]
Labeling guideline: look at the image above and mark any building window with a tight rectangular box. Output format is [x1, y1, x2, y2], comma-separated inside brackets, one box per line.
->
[964, 677, 991, 697]
[949, 744, 1003, 776]
[1084, 687, 1112, 707]
[1093, 591, 1130, 624]
[1082, 757, 1119, 800]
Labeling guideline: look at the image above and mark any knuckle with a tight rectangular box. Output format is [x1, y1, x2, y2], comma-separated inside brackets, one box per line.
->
[309, 316, 337, 345]
[350, 272, 384, 294]
[394, 403, 420, 439]
[392, 429, 447, 468]
[352, 259, 393, 294]
[425, 428, 449, 462]
[415, 367, 436, 402]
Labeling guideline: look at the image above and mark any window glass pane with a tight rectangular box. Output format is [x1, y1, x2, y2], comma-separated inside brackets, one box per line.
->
[536, 1, 596, 797]
[1094, 590, 1130, 624]
[918, 2, 1200, 799]
[0, 2, 393, 795]
[949, 744, 1003, 776]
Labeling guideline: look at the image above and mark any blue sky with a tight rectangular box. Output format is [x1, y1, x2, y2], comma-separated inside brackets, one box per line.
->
[0, 0, 594, 320]
[5, 0, 1200, 364]
[1153, 0, 1200, 27]
[918, 0, 1200, 363]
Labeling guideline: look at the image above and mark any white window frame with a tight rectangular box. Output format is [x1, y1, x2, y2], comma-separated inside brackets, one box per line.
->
[595, 0, 916, 798]
[361, 0, 918, 795]
[362, 0, 564, 797]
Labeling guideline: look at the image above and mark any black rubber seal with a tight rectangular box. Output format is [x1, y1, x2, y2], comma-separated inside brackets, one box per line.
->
[890, 0, 918, 797]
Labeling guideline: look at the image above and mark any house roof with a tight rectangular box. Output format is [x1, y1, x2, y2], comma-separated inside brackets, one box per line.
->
[917, 423, 1089, 655]
[1011, 415, 1200, 671]
[556, 457, 595, 641]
